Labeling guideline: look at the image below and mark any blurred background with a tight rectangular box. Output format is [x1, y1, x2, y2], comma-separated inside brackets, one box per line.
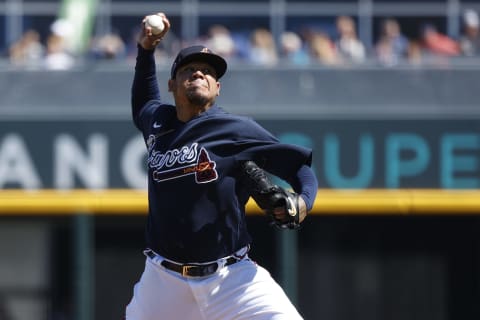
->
[1, 0, 480, 319]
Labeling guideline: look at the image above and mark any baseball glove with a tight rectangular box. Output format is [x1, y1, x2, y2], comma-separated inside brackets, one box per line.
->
[240, 161, 302, 229]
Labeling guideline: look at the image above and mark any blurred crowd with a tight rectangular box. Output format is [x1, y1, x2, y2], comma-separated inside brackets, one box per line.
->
[5, 9, 480, 70]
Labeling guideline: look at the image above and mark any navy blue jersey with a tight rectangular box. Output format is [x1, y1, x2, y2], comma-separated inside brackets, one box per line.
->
[132, 46, 317, 263]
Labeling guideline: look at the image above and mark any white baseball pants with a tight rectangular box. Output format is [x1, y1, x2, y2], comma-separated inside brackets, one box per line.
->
[125, 252, 303, 320]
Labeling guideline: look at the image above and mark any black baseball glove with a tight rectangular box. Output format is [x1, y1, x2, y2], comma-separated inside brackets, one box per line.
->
[240, 160, 303, 229]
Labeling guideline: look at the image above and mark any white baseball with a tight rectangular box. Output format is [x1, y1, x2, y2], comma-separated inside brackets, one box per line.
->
[145, 15, 165, 35]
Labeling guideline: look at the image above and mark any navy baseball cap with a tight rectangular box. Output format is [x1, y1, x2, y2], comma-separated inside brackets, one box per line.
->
[170, 45, 227, 79]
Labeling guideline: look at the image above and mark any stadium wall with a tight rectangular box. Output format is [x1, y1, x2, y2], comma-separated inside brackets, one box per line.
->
[0, 68, 479, 320]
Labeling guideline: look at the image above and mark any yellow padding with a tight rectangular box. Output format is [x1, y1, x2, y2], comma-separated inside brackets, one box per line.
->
[0, 189, 147, 215]
[0, 189, 479, 215]
[306, 189, 480, 215]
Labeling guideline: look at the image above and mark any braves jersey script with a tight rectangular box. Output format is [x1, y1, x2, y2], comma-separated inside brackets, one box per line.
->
[132, 46, 315, 263]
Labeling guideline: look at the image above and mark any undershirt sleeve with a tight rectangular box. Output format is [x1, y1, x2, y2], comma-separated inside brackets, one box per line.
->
[286, 165, 318, 211]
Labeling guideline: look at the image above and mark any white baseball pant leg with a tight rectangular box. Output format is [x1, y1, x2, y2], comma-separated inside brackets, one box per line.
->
[125, 253, 303, 320]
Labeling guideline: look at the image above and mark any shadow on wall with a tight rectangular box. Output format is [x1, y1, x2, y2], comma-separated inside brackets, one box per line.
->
[0, 294, 13, 320]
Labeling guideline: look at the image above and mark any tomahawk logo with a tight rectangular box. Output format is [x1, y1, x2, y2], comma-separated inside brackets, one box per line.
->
[152, 146, 218, 184]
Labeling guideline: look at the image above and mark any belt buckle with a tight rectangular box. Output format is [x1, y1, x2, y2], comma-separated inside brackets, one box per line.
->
[182, 264, 197, 277]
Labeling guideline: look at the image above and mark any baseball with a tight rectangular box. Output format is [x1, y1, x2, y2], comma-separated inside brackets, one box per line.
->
[145, 15, 165, 35]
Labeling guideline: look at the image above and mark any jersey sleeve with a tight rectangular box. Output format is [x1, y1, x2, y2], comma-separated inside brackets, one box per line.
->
[232, 117, 312, 172]
[230, 116, 317, 209]
[135, 100, 162, 132]
[131, 44, 161, 130]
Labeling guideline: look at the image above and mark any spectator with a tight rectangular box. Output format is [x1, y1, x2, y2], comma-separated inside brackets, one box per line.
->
[406, 40, 423, 66]
[420, 23, 460, 57]
[248, 28, 278, 66]
[205, 24, 236, 60]
[43, 18, 76, 70]
[89, 33, 127, 60]
[44, 33, 76, 70]
[459, 9, 480, 57]
[375, 18, 410, 66]
[50, 18, 75, 54]
[308, 32, 340, 66]
[280, 31, 310, 65]
[334, 15, 366, 64]
[8, 29, 45, 68]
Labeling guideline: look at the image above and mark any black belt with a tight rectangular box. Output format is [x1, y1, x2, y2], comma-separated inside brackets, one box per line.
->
[147, 250, 240, 277]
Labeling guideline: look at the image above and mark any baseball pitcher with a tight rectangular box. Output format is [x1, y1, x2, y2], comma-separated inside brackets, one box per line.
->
[125, 12, 318, 320]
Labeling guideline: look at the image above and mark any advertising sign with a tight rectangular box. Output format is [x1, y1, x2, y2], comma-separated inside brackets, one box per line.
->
[0, 120, 478, 189]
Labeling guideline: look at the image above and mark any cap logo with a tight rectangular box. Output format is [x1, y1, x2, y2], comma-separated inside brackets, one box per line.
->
[201, 47, 211, 53]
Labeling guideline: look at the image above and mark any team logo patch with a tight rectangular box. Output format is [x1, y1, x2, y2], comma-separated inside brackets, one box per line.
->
[149, 143, 218, 184]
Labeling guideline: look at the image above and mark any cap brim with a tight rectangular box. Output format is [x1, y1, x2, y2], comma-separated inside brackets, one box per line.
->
[172, 53, 227, 79]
